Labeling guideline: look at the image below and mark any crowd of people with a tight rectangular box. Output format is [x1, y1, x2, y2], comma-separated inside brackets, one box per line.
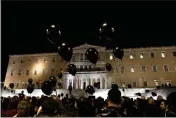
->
[1, 87, 176, 117]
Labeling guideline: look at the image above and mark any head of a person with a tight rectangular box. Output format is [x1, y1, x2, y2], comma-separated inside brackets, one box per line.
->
[17, 100, 29, 117]
[157, 95, 163, 101]
[160, 100, 168, 110]
[2, 98, 11, 110]
[141, 96, 146, 100]
[148, 97, 154, 104]
[107, 88, 121, 107]
[41, 98, 60, 116]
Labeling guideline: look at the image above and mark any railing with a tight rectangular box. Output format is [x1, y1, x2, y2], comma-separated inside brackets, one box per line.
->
[65, 68, 106, 72]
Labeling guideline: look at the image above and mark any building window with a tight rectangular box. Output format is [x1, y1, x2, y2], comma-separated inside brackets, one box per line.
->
[24, 83, 28, 88]
[140, 53, 144, 59]
[51, 68, 55, 74]
[20, 58, 24, 63]
[163, 65, 169, 72]
[13, 60, 15, 64]
[130, 65, 135, 72]
[166, 80, 171, 86]
[11, 70, 13, 76]
[18, 69, 22, 76]
[52, 57, 56, 62]
[72, 55, 75, 61]
[111, 82, 115, 88]
[141, 65, 146, 72]
[98, 55, 100, 60]
[151, 53, 155, 58]
[89, 65, 92, 70]
[16, 83, 19, 88]
[122, 82, 126, 88]
[121, 66, 125, 73]
[34, 70, 37, 75]
[84, 65, 88, 70]
[143, 81, 147, 87]
[26, 70, 30, 75]
[44, 58, 47, 63]
[84, 54, 87, 60]
[109, 54, 113, 60]
[132, 82, 136, 87]
[129, 53, 134, 59]
[79, 65, 83, 71]
[28, 57, 32, 62]
[154, 80, 159, 86]
[43, 69, 48, 75]
[173, 51, 176, 57]
[161, 52, 165, 58]
[152, 65, 157, 72]
[80, 54, 83, 60]
[36, 58, 39, 63]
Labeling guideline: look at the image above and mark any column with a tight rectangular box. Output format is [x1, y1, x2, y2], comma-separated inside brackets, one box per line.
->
[75, 78, 78, 89]
[81, 80, 83, 89]
[91, 78, 93, 86]
[86, 78, 89, 87]
[102, 78, 105, 89]
[100, 78, 103, 89]
[67, 78, 69, 89]
[105, 78, 107, 89]
[92, 78, 95, 86]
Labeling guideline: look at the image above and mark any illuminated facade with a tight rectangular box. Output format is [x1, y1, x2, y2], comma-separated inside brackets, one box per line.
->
[4, 44, 176, 89]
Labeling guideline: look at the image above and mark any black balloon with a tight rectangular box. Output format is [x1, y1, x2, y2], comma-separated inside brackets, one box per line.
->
[113, 46, 124, 60]
[85, 85, 95, 95]
[49, 76, 57, 87]
[27, 84, 34, 94]
[28, 78, 33, 84]
[61, 93, 64, 97]
[99, 22, 116, 49]
[151, 92, 157, 96]
[9, 83, 14, 89]
[58, 42, 73, 62]
[105, 63, 112, 71]
[58, 73, 63, 79]
[41, 81, 53, 95]
[67, 64, 77, 76]
[47, 24, 62, 45]
[99, 22, 115, 37]
[94, 82, 98, 88]
[86, 48, 99, 64]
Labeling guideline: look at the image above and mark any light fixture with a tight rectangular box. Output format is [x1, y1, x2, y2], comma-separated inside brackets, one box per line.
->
[102, 23, 107, 27]
[51, 25, 55, 28]
[130, 54, 133, 59]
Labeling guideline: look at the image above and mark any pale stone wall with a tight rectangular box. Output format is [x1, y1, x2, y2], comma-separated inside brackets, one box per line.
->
[4, 44, 176, 89]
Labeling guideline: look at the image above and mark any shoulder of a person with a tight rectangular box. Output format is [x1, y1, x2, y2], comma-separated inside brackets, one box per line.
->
[167, 111, 176, 116]
[13, 114, 18, 117]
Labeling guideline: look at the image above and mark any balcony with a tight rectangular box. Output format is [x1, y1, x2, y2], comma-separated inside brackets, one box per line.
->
[65, 67, 106, 73]
[77, 68, 105, 72]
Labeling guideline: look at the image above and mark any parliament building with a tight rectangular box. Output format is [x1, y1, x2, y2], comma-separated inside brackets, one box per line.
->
[4, 44, 176, 90]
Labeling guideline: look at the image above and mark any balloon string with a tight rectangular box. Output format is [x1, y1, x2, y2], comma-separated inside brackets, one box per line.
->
[113, 57, 123, 87]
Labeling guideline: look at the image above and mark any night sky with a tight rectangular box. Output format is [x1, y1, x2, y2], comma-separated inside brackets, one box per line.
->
[2, 1, 176, 82]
